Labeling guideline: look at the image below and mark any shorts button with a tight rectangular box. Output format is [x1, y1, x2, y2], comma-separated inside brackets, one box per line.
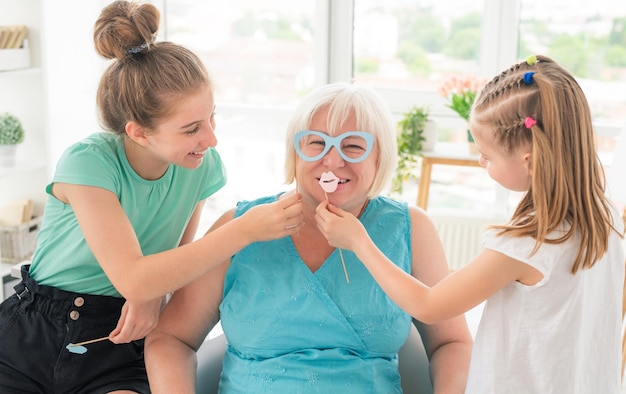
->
[69, 310, 80, 320]
[74, 297, 85, 307]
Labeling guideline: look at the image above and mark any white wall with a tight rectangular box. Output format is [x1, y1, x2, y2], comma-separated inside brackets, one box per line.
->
[0, 1, 109, 212]
[41, 1, 108, 172]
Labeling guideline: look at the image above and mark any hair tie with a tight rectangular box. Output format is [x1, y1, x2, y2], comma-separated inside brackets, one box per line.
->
[525, 55, 537, 66]
[523, 71, 535, 85]
[127, 42, 150, 55]
[524, 116, 537, 129]
[126, 34, 157, 55]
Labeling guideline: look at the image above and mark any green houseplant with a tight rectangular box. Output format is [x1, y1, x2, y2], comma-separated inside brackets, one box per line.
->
[0, 113, 25, 145]
[0, 113, 25, 166]
[391, 106, 432, 195]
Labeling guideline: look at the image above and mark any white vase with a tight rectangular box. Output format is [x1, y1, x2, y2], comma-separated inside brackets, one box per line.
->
[0, 144, 17, 167]
[421, 119, 438, 151]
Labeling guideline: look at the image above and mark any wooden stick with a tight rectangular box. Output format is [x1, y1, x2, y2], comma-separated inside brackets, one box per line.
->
[338, 249, 349, 283]
[325, 191, 350, 284]
[293, 167, 300, 237]
[69, 336, 110, 347]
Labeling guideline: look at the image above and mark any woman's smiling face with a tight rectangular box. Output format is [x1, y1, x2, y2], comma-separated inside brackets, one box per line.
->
[296, 107, 378, 215]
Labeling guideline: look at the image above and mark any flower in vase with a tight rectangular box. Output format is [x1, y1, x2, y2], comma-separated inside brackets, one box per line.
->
[437, 75, 487, 121]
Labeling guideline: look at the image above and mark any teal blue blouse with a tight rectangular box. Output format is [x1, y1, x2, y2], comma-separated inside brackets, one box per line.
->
[219, 195, 413, 393]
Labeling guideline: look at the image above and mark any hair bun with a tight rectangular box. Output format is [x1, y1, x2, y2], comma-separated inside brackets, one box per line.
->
[93, 0, 160, 60]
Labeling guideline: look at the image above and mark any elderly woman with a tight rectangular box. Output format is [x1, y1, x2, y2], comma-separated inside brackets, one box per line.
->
[145, 83, 472, 393]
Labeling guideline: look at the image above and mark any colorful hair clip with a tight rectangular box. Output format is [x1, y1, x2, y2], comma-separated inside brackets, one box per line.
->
[524, 116, 537, 129]
[523, 71, 535, 85]
[526, 55, 537, 66]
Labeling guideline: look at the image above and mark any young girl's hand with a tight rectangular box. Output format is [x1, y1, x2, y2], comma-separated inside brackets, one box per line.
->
[241, 192, 304, 242]
[109, 297, 163, 344]
[315, 200, 367, 251]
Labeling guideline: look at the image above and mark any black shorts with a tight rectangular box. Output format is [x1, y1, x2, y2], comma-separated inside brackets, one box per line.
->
[0, 265, 150, 394]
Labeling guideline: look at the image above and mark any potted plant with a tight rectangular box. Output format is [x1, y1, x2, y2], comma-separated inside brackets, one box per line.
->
[391, 106, 436, 195]
[0, 112, 25, 167]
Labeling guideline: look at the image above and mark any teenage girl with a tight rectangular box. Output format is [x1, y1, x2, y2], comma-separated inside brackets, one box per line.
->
[0, 2, 302, 393]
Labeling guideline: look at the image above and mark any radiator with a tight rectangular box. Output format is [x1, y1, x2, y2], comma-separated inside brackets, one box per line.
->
[431, 215, 497, 271]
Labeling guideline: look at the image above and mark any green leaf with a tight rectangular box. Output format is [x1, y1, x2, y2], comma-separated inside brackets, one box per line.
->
[391, 106, 430, 194]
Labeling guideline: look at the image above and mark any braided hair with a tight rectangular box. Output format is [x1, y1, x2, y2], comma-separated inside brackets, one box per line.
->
[470, 55, 617, 273]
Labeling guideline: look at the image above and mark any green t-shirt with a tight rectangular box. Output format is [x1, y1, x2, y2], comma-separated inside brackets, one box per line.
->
[29, 132, 226, 296]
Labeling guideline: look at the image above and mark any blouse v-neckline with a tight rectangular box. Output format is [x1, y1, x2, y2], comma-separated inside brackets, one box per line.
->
[290, 199, 370, 274]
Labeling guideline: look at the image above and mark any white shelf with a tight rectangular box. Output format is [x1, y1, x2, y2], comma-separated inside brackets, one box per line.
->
[0, 67, 42, 77]
[0, 263, 12, 278]
[0, 160, 46, 179]
[1, 262, 16, 300]
[1, 261, 27, 300]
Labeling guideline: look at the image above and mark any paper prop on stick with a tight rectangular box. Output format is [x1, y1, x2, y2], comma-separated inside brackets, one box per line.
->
[66, 343, 88, 354]
[319, 171, 339, 193]
[319, 171, 350, 283]
[66, 336, 110, 354]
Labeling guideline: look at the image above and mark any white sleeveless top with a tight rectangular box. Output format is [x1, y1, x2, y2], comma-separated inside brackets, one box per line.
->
[466, 208, 624, 394]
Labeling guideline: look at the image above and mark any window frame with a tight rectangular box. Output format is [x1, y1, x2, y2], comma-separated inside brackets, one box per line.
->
[159, 0, 620, 218]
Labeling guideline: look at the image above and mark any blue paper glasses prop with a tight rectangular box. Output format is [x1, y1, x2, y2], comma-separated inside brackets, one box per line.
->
[294, 131, 374, 163]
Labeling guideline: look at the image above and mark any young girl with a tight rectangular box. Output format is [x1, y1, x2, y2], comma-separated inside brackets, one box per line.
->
[316, 55, 625, 393]
[0, 2, 302, 393]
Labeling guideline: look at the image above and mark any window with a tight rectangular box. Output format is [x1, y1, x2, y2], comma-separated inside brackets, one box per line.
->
[162, 0, 625, 224]
[352, 0, 496, 217]
[162, 0, 318, 223]
[164, 0, 317, 106]
[354, 1, 485, 93]
[518, 0, 626, 154]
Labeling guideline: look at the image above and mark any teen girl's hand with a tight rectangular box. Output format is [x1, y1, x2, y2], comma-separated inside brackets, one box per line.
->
[315, 200, 368, 251]
[109, 297, 163, 344]
[239, 191, 304, 242]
